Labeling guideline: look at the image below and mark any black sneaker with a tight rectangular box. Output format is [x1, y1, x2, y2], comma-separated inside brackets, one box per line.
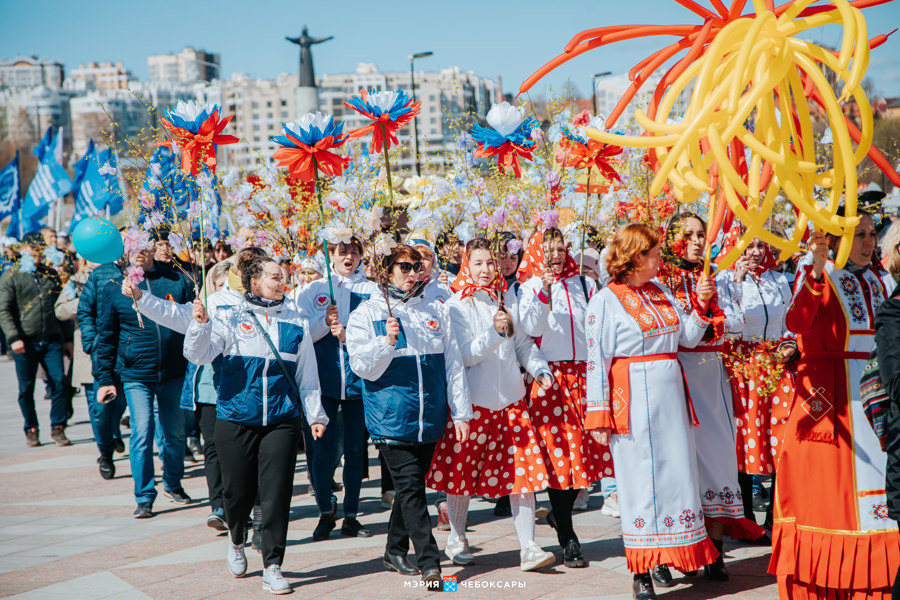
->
[98, 451, 115, 480]
[134, 503, 153, 519]
[121, 415, 130, 429]
[113, 438, 125, 453]
[313, 513, 336, 541]
[163, 488, 193, 505]
[341, 517, 373, 538]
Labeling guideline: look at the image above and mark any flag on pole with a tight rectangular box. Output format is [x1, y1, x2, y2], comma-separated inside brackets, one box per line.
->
[96, 148, 125, 216]
[22, 128, 73, 222]
[69, 140, 118, 233]
[0, 151, 21, 223]
[32, 127, 53, 161]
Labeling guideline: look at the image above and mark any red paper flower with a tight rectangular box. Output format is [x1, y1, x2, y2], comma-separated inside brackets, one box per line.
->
[158, 103, 237, 176]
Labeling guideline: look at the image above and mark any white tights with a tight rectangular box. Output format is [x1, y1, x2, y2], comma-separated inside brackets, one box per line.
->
[446, 492, 536, 551]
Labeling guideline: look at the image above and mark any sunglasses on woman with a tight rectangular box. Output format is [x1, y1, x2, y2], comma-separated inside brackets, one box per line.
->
[395, 261, 424, 273]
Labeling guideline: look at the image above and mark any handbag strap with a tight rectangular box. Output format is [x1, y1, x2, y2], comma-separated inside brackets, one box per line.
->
[247, 310, 302, 404]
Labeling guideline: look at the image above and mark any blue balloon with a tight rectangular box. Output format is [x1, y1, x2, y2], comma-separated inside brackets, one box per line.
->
[72, 217, 123, 264]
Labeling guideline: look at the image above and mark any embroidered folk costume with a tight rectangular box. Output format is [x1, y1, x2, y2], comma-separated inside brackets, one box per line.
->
[585, 280, 718, 573]
[660, 261, 765, 541]
[769, 264, 900, 599]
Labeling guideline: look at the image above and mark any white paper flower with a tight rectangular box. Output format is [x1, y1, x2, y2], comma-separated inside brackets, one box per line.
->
[373, 233, 397, 256]
[323, 225, 353, 246]
[407, 206, 433, 231]
[360, 206, 384, 235]
[171, 99, 208, 123]
[290, 111, 333, 133]
[365, 91, 400, 113]
[98, 163, 116, 176]
[486, 102, 527, 137]
[221, 168, 239, 189]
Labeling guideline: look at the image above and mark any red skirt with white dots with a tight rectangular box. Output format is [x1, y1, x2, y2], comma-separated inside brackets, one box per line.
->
[527, 360, 613, 489]
[426, 399, 551, 498]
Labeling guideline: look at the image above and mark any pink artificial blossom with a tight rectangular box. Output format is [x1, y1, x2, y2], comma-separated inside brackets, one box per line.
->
[506, 239, 523, 255]
[491, 206, 509, 227]
[573, 110, 592, 127]
[539, 209, 559, 230]
[124, 265, 145, 284]
[139, 190, 155, 209]
[544, 171, 560, 189]
[505, 194, 521, 209]
[530, 127, 544, 142]
[476, 213, 492, 230]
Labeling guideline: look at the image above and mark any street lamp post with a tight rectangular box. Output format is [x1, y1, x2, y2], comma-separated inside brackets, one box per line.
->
[591, 71, 612, 115]
[409, 51, 433, 176]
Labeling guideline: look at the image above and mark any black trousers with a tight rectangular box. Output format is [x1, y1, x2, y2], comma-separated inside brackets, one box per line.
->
[378, 442, 441, 571]
[196, 403, 223, 511]
[216, 416, 301, 567]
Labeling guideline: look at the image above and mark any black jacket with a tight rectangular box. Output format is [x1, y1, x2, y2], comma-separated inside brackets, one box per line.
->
[93, 261, 195, 386]
[874, 291, 900, 520]
[0, 263, 63, 344]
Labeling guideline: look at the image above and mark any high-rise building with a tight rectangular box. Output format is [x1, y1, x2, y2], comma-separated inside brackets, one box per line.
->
[0, 56, 64, 91]
[0, 86, 74, 148]
[218, 63, 500, 172]
[148, 47, 220, 84]
[66, 61, 132, 91]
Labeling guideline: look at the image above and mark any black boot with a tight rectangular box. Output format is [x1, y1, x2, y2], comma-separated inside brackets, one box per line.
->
[251, 504, 262, 552]
[649, 564, 674, 588]
[562, 537, 586, 568]
[632, 573, 657, 599]
[704, 538, 729, 581]
[313, 512, 336, 541]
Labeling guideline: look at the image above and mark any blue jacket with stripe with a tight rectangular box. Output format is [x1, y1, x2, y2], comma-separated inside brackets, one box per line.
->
[346, 289, 471, 444]
[292, 269, 378, 401]
[183, 296, 327, 427]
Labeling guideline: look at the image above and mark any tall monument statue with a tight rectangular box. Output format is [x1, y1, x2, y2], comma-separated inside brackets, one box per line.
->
[286, 26, 333, 88]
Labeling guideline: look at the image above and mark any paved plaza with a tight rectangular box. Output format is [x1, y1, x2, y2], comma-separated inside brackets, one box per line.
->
[0, 357, 778, 599]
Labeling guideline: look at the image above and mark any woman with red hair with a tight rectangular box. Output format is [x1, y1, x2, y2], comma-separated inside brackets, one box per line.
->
[585, 223, 719, 600]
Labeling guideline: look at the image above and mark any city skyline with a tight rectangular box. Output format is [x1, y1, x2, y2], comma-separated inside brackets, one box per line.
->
[1, 0, 899, 100]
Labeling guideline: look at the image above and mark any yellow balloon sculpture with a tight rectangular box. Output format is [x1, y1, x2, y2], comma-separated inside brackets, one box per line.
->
[585, 0, 875, 269]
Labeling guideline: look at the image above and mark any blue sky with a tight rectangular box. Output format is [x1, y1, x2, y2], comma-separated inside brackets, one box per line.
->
[1, 0, 899, 99]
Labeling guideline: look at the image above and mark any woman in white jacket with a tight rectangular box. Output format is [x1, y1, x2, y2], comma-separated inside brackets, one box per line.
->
[345, 244, 472, 590]
[426, 238, 556, 572]
[516, 227, 611, 568]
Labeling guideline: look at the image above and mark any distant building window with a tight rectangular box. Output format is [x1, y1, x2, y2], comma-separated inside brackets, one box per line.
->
[266, 101, 272, 108]
[281, 100, 287, 106]
[253, 124, 260, 131]
[267, 112, 273, 119]
[430, 117, 437, 124]
[429, 95, 436, 102]
[252, 102, 259, 109]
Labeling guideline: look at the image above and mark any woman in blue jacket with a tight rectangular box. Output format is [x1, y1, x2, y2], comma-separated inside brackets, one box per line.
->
[346, 244, 472, 591]
[185, 255, 327, 596]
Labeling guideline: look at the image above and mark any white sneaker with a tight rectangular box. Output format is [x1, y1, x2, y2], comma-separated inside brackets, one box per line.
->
[520, 544, 555, 571]
[381, 490, 396, 509]
[227, 542, 247, 577]
[573, 488, 589, 511]
[445, 536, 476, 565]
[600, 491, 620, 518]
[262, 564, 291, 595]
[534, 505, 551, 520]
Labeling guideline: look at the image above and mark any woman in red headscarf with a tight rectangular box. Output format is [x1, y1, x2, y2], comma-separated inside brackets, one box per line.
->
[661, 213, 765, 584]
[717, 234, 797, 530]
[427, 237, 557, 572]
[517, 226, 612, 568]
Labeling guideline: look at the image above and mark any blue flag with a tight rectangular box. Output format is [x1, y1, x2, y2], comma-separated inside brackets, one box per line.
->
[96, 148, 125, 216]
[7, 209, 44, 240]
[69, 140, 117, 234]
[22, 128, 73, 221]
[0, 151, 20, 223]
[32, 127, 53, 161]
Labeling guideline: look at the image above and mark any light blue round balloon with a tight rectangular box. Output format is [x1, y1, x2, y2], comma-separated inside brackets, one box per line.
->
[72, 217, 123, 264]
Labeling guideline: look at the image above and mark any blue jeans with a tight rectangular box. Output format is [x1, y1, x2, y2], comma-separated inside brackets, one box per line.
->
[312, 398, 366, 517]
[84, 383, 126, 454]
[601, 477, 617, 498]
[12, 339, 68, 430]
[123, 378, 186, 504]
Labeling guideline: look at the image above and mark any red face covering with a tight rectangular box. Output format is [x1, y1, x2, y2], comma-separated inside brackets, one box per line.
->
[516, 230, 580, 284]
[451, 249, 507, 300]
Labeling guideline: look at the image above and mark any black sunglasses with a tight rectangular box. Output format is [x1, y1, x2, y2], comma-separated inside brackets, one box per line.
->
[396, 261, 424, 274]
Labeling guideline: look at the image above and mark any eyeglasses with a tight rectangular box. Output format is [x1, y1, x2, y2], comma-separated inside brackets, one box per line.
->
[395, 261, 424, 274]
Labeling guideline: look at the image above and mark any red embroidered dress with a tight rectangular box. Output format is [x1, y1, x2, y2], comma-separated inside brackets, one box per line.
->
[769, 265, 900, 599]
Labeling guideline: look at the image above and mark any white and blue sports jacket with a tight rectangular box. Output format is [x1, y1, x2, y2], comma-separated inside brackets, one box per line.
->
[291, 269, 378, 401]
[183, 297, 327, 428]
[346, 289, 472, 444]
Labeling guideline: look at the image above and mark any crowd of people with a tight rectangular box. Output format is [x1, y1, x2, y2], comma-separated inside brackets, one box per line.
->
[1, 211, 899, 599]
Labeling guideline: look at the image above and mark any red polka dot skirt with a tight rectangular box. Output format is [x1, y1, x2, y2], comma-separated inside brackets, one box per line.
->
[527, 360, 613, 489]
[426, 399, 550, 498]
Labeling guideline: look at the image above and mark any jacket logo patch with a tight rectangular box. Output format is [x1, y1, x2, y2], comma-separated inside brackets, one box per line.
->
[424, 318, 441, 337]
[314, 295, 330, 310]
[237, 320, 256, 338]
